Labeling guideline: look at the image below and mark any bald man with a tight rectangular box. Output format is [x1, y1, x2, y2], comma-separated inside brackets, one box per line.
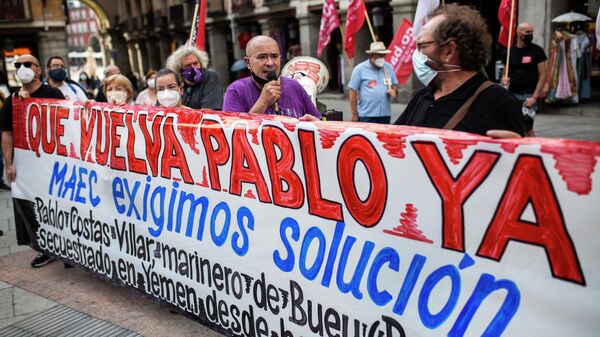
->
[502, 22, 547, 135]
[222, 35, 321, 118]
[0, 54, 64, 268]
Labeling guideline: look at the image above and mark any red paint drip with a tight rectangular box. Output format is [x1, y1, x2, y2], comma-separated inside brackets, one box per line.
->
[317, 122, 348, 149]
[383, 203, 433, 244]
[500, 142, 519, 153]
[198, 166, 209, 187]
[541, 141, 600, 195]
[281, 119, 298, 133]
[222, 188, 228, 192]
[68, 143, 80, 160]
[172, 177, 182, 182]
[177, 111, 204, 154]
[236, 113, 263, 145]
[244, 189, 256, 199]
[85, 152, 94, 163]
[441, 138, 480, 165]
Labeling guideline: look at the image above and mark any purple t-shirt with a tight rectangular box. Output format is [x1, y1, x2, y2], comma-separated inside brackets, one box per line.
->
[223, 76, 321, 118]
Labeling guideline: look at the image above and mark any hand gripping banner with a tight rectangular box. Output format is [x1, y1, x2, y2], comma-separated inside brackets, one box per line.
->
[9, 97, 600, 337]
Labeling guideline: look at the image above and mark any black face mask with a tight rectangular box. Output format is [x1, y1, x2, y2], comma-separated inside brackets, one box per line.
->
[522, 34, 533, 44]
[251, 71, 270, 86]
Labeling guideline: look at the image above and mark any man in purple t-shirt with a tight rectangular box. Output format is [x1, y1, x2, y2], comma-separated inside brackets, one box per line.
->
[223, 35, 321, 119]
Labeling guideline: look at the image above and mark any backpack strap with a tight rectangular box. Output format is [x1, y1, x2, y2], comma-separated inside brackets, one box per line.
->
[443, 80, 494, 130]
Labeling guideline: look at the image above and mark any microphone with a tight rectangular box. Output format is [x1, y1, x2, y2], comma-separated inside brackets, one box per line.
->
[266, 71, 279, 114]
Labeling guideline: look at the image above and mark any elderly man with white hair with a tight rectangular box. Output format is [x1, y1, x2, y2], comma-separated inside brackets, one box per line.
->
[166, 46, 223, 110]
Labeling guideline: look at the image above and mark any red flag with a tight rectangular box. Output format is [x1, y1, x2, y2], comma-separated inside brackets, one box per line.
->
[316, 0, 341, 58]
[498, 0, 517, 48]
[384, 19, 415, 85]
[344, 0, 366, 59]
[190, 0, 207, 50]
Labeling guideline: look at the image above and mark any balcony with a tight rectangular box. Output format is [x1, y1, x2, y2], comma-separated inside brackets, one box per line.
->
[232, 0, 254, 12]
[0, 1, 30, 23]
[207, 0, 226, 16]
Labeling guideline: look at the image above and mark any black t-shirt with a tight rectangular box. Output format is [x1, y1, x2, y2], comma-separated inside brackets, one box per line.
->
[395, 72, 526, 136]
[506, 43, 547, 94]
[0, 83, 64, 131]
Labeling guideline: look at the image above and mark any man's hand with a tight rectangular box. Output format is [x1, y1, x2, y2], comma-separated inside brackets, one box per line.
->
[501, 76, 510, 88]
[387, 88, 397, 99]
[524, 96, 536, 108]
[351, 114, 359, 122]
[18, 89, 30, 98]
[299, 114, 320, 122]
[5, 164, 16, 183]
[258, 80, 281, 107]
[486, 129, 523, 139]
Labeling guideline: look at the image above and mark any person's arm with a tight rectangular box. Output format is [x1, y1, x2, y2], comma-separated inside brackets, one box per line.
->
[524, 60, 547, 108]
[248, 80, 280, 115]
[200, 71, 224, 110]
[2, 132, 15, 182]
[349, 89, 359, 122]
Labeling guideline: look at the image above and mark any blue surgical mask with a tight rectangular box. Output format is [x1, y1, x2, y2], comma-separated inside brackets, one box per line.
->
[412, 50, 438, 86]
[412, 49, 462, 86]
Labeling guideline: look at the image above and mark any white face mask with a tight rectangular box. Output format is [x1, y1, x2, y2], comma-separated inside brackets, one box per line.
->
[157, 89, 181, 107]
[17, 67, 35, 84]
[107, 90, 128, 105]
[147, 78, 156, 89]
[374, 58, 386, 68]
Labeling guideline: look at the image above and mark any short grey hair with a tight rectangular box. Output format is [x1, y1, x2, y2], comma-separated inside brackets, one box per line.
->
[166, 45, 209, 74]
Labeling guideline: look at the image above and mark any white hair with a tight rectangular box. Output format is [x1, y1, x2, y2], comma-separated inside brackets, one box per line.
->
[166, 45, 209, 74]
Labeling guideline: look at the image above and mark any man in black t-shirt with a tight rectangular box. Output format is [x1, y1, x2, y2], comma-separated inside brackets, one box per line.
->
[395, 4, 525, 137]
[0, 54, 64, 268]
[502, 22, 547, 135]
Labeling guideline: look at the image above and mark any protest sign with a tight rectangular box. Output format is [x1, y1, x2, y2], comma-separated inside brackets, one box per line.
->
[10, 97, 600, 337]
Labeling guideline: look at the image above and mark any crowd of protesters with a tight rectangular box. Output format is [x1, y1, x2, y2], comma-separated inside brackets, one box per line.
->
[0, 3, 540, 268]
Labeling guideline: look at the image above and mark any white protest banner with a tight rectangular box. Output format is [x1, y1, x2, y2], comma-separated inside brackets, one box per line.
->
[9, 97, 600, 337]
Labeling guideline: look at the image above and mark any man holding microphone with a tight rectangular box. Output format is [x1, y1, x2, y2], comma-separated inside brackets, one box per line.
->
[222, 35, 321, 119]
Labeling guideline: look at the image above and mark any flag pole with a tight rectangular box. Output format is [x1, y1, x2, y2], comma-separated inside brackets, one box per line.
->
[502, 0, 516, 83]
[364, 10, 377, 42]
[188, 1, 200, 47]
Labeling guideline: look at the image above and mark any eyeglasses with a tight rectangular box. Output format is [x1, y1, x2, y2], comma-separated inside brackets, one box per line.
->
[251, 53, 281, 62]
[14, 61, 39, 69]
[416, 40, 437, 51]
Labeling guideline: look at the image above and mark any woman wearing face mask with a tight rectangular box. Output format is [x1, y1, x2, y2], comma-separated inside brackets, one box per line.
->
[155, 68, 185, 108]
[135, 70, 158, 106]
[104, 74, 134, 106]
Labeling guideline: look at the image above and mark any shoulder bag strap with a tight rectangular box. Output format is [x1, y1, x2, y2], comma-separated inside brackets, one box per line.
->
[443, 80, 494, 130]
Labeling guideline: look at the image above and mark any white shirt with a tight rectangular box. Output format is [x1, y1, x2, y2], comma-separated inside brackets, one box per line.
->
[56, 81, 88, 102]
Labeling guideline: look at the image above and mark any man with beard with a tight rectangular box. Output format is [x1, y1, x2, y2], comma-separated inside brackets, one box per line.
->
[502, 22, 547, 135]
[222, 35, 321, 119]
[395, 4, 526, 137]
[166, 46, 223, 110]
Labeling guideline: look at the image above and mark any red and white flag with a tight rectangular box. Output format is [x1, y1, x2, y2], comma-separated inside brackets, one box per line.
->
[189, 0, 207, 50]
[317, 0, 341, 58]
[413, 0, 439, 39]
[344, 0, 366, 59]
[498, 0, 517, 48]
[385, 19, 415, 85]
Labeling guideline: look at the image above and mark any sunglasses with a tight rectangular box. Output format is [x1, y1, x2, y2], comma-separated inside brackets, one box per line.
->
[14, 61, 39, 69]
